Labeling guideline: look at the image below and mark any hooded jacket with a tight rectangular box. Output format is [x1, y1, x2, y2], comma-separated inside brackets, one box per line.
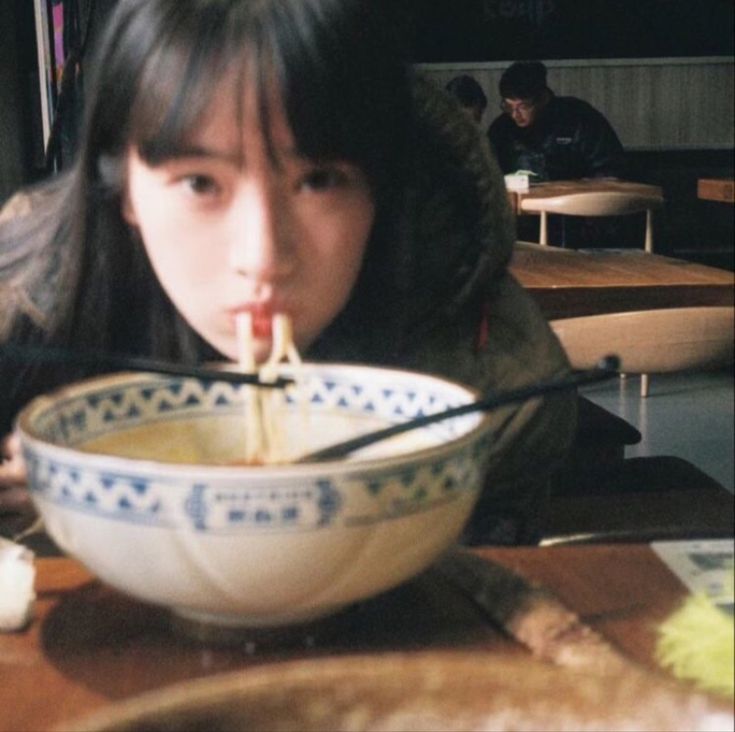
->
[383, 77, 577, 542]
[0, 75, 576, 544]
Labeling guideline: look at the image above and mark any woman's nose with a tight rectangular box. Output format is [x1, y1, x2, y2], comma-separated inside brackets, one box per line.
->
[228, 182, 294, 280]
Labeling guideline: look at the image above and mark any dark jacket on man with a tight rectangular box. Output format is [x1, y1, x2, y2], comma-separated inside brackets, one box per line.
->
[488, 95, 624, 181]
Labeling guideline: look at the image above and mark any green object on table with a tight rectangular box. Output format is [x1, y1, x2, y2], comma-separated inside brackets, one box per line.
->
[656, 574, 734, 698]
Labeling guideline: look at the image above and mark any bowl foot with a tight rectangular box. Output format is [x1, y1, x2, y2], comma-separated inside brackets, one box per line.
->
[169, 605, 346, 646]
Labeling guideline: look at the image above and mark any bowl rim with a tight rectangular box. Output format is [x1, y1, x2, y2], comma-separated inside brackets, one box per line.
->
[15, 362, 496, 478]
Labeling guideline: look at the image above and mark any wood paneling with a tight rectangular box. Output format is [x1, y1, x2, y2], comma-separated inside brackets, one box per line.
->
[420, 57, 734, 150]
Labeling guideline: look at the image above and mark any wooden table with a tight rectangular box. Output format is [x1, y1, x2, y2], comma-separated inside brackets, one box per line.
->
[507, 179, 664, 215]
[0, 544, 714, 732]
[698, 178, 735, 204]
[509, 241, 734, 320]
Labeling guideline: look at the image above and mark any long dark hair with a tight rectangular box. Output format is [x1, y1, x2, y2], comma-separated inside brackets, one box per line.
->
[0, 0, 414, 430]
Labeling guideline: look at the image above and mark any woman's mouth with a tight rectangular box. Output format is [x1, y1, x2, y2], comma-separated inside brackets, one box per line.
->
[253, 313, 276, 339]
[229, 305, 285, 340]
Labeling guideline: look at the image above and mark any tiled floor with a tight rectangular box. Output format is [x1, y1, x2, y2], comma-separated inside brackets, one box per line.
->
[581, 369, 734, 492]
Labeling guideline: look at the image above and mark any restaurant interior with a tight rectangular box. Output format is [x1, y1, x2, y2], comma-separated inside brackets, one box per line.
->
[0, 1, 733, 730]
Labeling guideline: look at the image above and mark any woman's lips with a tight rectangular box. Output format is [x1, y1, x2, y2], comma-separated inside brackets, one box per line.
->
[250, 312, 273, 339]
[229, 305, 287, 340]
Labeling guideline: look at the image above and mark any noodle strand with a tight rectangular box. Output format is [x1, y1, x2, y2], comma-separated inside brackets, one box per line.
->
[235, 312, 302, 464]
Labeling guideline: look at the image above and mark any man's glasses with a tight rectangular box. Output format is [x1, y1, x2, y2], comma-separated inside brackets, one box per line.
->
[500, 99, 536, 115]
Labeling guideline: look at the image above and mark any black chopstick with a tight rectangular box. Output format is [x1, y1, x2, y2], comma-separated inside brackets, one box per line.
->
[0, 343, 294, 389]
[297, 355, 621, 463]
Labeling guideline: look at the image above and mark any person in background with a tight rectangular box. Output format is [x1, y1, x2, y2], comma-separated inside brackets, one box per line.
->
[445, 74, 488, 125]
[0, 0, 575, 546]
[487, 60, 624, 181]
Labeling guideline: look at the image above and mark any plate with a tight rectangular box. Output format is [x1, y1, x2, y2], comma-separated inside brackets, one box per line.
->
[64, 650, 733, 732]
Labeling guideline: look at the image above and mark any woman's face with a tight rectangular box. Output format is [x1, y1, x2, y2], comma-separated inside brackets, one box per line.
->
[123, 84, 375, 363]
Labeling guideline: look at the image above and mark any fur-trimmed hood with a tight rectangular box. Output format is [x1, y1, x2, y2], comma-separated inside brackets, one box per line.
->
[391, 74, 516, 331]
[309, 73, 518, 366]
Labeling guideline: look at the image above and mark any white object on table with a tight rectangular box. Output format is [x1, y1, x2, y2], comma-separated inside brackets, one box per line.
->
[0, 537, 36, 631]
[505, 173, 530, 192]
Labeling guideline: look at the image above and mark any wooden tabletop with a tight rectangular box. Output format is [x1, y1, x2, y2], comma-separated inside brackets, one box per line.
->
[509, 242, 735, 320]
[508, 179, 664, 215]
[698, 178, 735, 204]
[0, 544, 703, 732]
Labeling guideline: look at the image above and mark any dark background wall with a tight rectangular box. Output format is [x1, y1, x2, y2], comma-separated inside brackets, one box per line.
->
[0, 0, 117, 204]
[628, 149, 734, 270]
[0, 0, 44, 202]
[407, 0, 734, 62]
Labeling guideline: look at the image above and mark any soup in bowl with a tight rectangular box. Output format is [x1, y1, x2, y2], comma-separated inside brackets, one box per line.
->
[17, 363, 494, 629]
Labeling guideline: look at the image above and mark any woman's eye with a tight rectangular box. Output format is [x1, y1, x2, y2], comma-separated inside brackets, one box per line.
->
[300, 167, 347, 191]
[182, 175, 220, 197]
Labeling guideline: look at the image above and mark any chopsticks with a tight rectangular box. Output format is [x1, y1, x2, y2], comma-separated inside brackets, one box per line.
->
[0, 343, 294, 389]
[296, 356, 621, 463]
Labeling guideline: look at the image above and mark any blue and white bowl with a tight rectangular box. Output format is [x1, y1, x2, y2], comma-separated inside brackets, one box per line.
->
[17, 363, 494, 628]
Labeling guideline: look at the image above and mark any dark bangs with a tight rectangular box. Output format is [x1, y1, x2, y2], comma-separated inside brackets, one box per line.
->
[269, 0, 413, 200]
[123, 2, 254, 166]
[82, 0, 242, 186]
[88, 0, 412, 204]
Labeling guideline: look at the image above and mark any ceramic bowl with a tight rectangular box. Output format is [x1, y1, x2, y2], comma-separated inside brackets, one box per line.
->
[17, 363, 493, 628]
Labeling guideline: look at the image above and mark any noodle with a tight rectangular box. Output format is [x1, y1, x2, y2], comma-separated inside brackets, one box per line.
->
[236, 313, 303, 464]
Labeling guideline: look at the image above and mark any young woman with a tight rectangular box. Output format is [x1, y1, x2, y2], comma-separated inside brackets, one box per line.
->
[0, 0, 575, 544]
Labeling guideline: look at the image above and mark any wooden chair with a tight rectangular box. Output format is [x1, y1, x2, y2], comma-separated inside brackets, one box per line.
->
[551, 306, 734, 397]
[520, 190, 664, 251]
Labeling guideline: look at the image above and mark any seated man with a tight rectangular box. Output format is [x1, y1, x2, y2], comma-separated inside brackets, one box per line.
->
[487, 60, 624, 181]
